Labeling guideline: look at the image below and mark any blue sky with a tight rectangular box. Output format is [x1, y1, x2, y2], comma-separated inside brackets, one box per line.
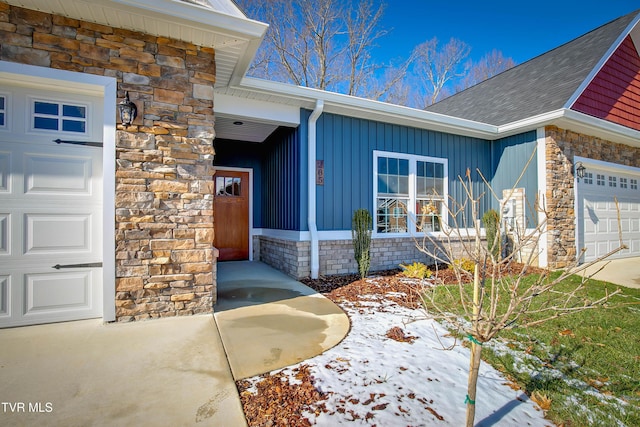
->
[376, 1, 638, 65]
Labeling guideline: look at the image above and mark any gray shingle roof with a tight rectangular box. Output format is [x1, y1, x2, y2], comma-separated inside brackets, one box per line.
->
[426, 10, 640, 126]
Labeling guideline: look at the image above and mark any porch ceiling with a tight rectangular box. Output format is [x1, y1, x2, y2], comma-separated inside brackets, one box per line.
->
[215, 115, 280, 143]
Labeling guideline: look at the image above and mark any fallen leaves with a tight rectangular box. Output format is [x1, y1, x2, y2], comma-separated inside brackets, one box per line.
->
[531, 391, 552, 411]
[386, 326, 418, 343]
[237, 364, 328, 427]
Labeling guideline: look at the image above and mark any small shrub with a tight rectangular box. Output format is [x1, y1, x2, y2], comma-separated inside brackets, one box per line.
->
[352, 209, 372, 279]
[449, 258, 476, 273]
[482, 209, 501, 260]
[400, 262, 432, 279]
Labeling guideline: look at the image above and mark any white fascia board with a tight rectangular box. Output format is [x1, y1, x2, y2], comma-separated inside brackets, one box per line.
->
[564, 12, 640, 110]
[497, 108, 640, 147]
[114, 0, 269, 39]
[215, 92, 300, 126]
[237, 78, 498, 139]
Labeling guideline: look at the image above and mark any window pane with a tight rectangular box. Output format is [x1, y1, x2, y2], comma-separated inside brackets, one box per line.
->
[399, 159, 409, 175]
[398, 176, 408, 194]
[34, 117, 58, 130]
[417, 176, 426, 196]
[35, 101, 58, 115]
[434, 163, 444, 178]
[216, 177, 226, 195]
[388, 158, 398, 175]
[378, 157, 387, 174]
[0, 97, 4, 109]
[62, 119, 86, 133]
[378, 175, 388, 193]
[417, 161, 425, 177]
[0, 112, 4, 127]
[434, 178, 444, 195]
[232, 177, 241, 196]
[63, 104, 86, 118]
[387, 176, 398, 193]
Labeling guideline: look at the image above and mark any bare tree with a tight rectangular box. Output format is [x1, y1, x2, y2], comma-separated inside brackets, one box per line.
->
[237, 0, 409, 100]
[457, 49, 515, 91]
[411, 37, 471, 107]
[414, 157, 627, 427]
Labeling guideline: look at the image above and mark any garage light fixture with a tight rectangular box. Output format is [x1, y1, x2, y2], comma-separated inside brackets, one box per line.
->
[575, 161, 586, 180]
[118, 91, 137, 126]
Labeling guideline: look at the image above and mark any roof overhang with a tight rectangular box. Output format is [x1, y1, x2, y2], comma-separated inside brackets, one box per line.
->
[497, 109, 640, 147]
[216, 78, 640, 147]
[3, 0, 268, 87]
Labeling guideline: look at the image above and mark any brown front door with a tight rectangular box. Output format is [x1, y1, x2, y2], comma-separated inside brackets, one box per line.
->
[213, 170, 250, 261]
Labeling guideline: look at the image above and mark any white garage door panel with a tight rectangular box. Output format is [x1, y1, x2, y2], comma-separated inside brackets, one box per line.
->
[26, 271, 93, 313]
[0, 152, 8, 191]
[26, 214, 91, 253]
[0, 275, 8, 317]
[0, 214, 8, 255]
[0, 84, 103, 328]
[25, 153, 92, 194]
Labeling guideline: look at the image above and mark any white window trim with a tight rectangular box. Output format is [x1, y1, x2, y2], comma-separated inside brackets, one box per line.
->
[373, 150, 448, 237]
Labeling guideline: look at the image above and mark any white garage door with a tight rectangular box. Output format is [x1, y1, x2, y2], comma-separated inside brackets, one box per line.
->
[577, 160, 640, 262]
[0, 83, 103, 328]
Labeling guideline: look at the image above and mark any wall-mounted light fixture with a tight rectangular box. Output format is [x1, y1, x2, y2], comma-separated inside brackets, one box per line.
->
[575, 161, 586, 180]
[118, 91, 137, 126]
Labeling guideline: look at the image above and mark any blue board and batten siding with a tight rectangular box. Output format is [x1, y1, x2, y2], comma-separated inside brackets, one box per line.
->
[313, 111, 498, 231]
[490, 131, 539, 228]
[215, 109, 538, 233]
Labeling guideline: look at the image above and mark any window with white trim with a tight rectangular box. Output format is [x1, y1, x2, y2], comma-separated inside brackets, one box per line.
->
[31, 99, 88, 134]
[596, 174, 605, 186]
[631, 179, 638, 190]
[608, 176, 617, 187]
[374, 151, 447, 234]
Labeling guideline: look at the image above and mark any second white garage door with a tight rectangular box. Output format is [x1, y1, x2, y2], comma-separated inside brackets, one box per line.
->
[576, 159, 640, 262]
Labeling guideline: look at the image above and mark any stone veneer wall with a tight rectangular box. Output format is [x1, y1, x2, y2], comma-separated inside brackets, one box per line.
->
[1, 4, 217, 321]
[544, 125, 640, 268]
[255, 235, 473, 279]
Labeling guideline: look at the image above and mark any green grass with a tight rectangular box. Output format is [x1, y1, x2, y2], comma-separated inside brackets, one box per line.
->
[428, 272, 640, 426]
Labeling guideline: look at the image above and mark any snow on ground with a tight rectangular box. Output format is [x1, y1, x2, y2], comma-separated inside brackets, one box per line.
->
[244, 287, 554, 426]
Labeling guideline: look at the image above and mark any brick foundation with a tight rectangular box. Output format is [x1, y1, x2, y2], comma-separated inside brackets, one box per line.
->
[255, 235, 474, 279]
[1, 4, 217, 321]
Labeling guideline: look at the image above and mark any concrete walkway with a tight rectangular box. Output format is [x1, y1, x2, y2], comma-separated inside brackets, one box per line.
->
[0, 315, 246, 426]
[214, 261, 350, 380]
[579, 256, 640, 289]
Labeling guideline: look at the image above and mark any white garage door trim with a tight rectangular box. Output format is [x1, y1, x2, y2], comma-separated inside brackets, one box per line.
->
[575, 156, 640, 263]
[0, 61, 116, 324]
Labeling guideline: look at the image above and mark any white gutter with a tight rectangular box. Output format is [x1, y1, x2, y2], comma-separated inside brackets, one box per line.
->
[308, 99, 324, 279]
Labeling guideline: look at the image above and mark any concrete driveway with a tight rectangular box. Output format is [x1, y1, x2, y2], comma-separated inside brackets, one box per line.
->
[579, 256, 640, 289]
[0, 261, 350, 426]
[0, 315, 246, 426]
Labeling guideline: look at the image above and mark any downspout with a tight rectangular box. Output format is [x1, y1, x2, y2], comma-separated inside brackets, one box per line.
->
[308, 99, 324, 279]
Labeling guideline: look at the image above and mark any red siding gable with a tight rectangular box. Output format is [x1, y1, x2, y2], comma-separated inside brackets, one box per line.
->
[572, 35, 640, 131]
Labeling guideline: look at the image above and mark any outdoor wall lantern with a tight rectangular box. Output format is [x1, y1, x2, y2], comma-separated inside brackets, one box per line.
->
[118, 91, 137, 126]
[575, 161, 586, 180]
